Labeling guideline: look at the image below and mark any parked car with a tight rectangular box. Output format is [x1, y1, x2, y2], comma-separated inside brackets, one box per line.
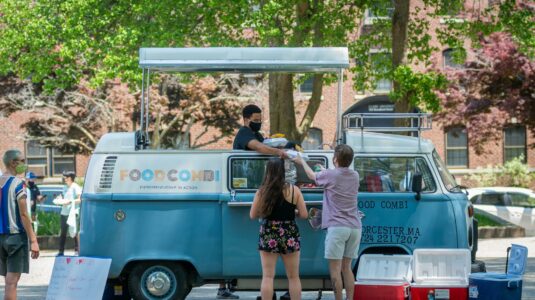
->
[36, 184, 64, 214]
[468, 187, 535, 235]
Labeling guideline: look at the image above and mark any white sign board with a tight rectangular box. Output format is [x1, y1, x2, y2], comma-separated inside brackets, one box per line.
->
[46, 256, 112, 300]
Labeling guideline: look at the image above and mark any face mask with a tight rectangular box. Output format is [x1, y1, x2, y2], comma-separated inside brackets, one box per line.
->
[15, 164, 28, 175]
[249, 121, 262, 132]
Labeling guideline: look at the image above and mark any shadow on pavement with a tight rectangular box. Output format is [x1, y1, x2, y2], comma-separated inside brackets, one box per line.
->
[0, 285, 48, 300]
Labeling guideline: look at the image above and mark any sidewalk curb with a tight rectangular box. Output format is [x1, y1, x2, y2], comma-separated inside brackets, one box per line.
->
[479, 226, 526, 239]
[37, 236, 76, 250]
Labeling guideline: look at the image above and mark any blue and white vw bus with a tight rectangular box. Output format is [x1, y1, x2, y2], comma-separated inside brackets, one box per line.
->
[80, 48, 481, 300]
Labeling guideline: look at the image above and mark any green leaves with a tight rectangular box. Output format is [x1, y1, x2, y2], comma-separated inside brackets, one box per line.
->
[390, 66, 447, 112]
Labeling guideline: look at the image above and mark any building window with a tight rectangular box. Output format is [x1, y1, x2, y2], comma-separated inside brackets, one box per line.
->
[443, 49, 463, 69]
[51, 148, 76, 176]
[25, 141, 76, 177]
[445, 127, 468, 167]
[438, 0, 462, 16]
[301, 128, 323, 150]
[371, 52, 392, 93]
[365, 2, 394, 19]
[299, 77, 314, 94]
[504, 126, 526, 163]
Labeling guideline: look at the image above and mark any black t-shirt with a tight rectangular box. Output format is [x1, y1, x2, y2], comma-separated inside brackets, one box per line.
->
[233, 126, 264, 150]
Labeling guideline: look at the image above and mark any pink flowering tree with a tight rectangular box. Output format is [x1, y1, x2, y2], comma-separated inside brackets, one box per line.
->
[435, 32, 535, 154]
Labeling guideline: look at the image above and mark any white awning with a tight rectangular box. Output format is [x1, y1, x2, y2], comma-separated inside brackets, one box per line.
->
[139, 47, 349, 73]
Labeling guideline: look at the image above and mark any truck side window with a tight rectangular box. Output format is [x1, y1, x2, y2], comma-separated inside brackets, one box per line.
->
[230, 157, 326, 191]
[354, 157, 436, 193]
[231, 158, 268, 190]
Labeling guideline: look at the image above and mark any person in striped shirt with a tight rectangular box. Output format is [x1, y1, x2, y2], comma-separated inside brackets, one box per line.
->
[0, 150, 39, 300]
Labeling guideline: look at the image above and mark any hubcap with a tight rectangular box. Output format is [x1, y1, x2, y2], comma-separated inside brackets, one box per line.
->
[143, 267, 174, 297]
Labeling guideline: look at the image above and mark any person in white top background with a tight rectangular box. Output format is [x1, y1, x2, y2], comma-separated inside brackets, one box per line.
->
[53, 171, 82, 256]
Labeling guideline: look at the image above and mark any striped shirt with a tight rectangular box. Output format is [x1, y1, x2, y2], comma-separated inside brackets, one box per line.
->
[0, 175, 27, 234]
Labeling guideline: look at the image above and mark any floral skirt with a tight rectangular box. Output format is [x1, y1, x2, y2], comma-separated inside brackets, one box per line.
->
[258, 220, 301, 254]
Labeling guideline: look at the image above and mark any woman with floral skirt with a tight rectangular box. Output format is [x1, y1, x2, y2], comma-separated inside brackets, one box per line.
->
[250, 158, 308, 300]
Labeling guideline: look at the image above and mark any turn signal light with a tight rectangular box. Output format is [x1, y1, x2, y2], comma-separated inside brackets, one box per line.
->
[468, 205, 474, 217]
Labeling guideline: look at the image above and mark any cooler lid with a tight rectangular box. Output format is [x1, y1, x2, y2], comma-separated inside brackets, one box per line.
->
[356, 254, 413, 283]
[412, 249, 471, 285]
[508, 244, 528, 276]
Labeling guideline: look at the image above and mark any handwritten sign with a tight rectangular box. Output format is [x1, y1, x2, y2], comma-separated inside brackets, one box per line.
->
[46, 256, 111, 300]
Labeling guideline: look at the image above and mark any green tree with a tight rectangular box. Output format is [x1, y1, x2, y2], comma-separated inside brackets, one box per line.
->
[1, 0, 532, 145]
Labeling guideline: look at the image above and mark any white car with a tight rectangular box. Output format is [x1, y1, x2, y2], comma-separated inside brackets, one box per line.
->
[468, 187, 535, 235]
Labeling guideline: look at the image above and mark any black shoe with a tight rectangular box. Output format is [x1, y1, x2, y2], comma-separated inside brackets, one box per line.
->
[256, 293, 277, 300]
[217, 288, 239, 299]
[280, 291, 290, 300]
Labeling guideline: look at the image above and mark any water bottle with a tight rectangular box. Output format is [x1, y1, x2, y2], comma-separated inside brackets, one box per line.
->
[427, 290, 435, 300]
[284, 159, 297, 184]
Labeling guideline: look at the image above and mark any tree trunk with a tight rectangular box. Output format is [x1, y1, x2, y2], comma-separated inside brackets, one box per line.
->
[268, 73, 299, 141]
[298, 74, 324, 137]
[392, 0, 412, 114]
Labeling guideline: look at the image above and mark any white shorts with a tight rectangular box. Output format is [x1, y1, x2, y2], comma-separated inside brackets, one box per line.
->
[324, 227, 362, 260]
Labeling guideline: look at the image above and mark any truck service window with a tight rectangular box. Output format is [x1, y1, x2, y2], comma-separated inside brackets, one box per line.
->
[354, 157, 436, 193]
[230, 157, 327, 191]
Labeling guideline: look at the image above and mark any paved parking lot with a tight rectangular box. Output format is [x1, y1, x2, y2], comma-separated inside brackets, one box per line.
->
[1, 237, 533, 299]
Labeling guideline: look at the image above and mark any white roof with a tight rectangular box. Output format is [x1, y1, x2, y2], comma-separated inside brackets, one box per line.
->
[94, 132, 137, 153]
[139, 47, 349, 73]
[345, 132, 435, 154]
[95, 131, 436, 154]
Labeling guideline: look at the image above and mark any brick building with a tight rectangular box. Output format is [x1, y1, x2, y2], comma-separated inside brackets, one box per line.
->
[1, 1, 533, 185]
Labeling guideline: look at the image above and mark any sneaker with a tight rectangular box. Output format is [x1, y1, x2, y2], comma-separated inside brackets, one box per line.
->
[56, 252, 64, 257]
[217, 288, 239, 299]
[280, 291, 291, 300]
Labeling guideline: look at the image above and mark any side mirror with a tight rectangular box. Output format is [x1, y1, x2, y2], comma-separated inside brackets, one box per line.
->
[412, 173, 423, 201]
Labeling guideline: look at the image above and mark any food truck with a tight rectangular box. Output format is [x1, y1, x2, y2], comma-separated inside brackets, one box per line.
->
[80, 47, 481, 300]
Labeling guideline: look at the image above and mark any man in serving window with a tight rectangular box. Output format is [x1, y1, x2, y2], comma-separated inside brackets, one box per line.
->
[233, 104, 288, 159]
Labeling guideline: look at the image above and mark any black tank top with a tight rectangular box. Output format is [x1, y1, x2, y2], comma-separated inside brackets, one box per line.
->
[265, 186, 296, 221]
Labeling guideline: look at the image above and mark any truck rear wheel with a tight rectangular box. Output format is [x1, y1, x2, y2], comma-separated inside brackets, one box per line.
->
[128, 262, 190, 300]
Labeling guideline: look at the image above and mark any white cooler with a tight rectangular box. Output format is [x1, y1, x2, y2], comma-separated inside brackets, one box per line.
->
[354, 254, 412, 300]
[410, 249, 471, 300]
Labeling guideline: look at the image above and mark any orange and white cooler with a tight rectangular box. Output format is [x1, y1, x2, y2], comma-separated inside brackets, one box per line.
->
[354, 254, 412, 300]
[410, 249, 471, 300]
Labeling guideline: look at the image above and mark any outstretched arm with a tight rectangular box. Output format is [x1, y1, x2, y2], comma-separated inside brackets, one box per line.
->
[247, 140, 289, 159]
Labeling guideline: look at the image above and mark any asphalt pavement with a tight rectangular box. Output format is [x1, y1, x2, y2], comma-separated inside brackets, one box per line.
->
[0, 237, 533, 299]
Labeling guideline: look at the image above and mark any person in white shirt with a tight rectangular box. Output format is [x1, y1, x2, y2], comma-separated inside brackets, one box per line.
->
[53, 171, 81, 256]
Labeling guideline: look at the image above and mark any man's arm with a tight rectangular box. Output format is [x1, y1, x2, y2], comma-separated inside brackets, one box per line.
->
[293, 155, 316, 181]
[17, 196, 40, 259]
[247, 140, 288, 158]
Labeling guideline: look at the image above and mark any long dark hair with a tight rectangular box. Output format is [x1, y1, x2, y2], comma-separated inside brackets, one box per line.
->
[258, 158, 287, 217]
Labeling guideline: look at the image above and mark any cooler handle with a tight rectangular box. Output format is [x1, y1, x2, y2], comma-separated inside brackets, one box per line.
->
[505, 246, 511, 274]
[507, 280, 520, 289]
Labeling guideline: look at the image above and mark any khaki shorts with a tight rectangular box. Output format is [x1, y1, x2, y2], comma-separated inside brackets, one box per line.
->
[324, 227, 362, 260]
[0, 233, 29, 275]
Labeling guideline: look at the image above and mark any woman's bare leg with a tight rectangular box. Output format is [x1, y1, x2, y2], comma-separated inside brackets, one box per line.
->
[260, 251, 279, 300]
[281, 251, 302, 300]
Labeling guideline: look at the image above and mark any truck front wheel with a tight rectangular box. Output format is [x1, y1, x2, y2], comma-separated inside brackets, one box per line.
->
[128, 262, 190, 300]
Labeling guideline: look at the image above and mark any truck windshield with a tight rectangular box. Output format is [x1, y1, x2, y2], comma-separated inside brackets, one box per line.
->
[432, 150, 460, 192]
[354, 156, 436, 193]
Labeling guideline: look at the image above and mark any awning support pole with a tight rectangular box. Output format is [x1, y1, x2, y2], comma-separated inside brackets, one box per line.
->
[336, 68, 344, 145]
[145, 69, 151, 141]
[140, 68, 146, 133]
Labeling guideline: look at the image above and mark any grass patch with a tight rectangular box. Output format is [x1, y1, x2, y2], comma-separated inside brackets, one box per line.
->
[476, 213, 504, 227]
[36, 211, 60, 236]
